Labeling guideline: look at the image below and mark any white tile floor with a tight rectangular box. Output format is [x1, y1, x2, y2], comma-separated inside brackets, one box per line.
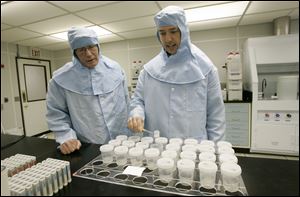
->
[43, 132, 299, 161]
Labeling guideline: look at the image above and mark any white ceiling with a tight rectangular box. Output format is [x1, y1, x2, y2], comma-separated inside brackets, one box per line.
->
[1, 1, 299, 51]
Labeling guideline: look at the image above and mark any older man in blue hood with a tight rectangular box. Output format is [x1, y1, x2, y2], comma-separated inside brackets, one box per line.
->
[46, 27, 129, 154]
[128, 6, 225, 142]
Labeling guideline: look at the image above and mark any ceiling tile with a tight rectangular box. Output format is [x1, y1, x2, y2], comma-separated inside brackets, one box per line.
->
[49, 1, 117, 12]
[240, 10, 292, 25]
[1, 28, 42, 42]
[157, 1, 232, 9]
[16, 36, 64, 47]
[189, 16, 240, 31]
[99, 34, 124, 43]
[76, 1, 160, 24]
[246, 1, 299, 14]
[118, 28, 157, 39]
[1, 1, 67, 26]
[40, 42, 70, 51]
[101, 16, 155, 33]
[22, 14, 92, 34]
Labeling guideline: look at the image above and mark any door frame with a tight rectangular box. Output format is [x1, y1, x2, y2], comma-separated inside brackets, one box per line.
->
[15, 57, 52, 136]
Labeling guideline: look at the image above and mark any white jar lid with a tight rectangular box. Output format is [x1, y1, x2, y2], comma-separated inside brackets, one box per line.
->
[198, 161, 217, 172]
[122, 140, 135, 148]
[200, 140, 215, 147]
[197, 144, 215, 153]
[221, 162, 242, 177]
[184, 138, 198, 145]
[141, 137, 154, 144]
[155, 137, 168, 144]
[218, 146, 235, 154]
[199, 152, 216, 162]
[165, 143, 181, 152]
[157, 157, 174, 170]
[169, 138, 183, 145]
[114, 145, 128, 155]
[177, 159, 195, 170]
[116, 135, 128, 141]
[217, 141, 232, 148]
[161, 150, 177, 160]
[180, 150, 196, 161]
[136, 141, 149, 149]
[129, 147, 143, 157]
[128, 135, 141, 143]
[108, 139, 121, 147]
[182, 144, 197, 152]
[99, 144, 114, 153]
[144, 148, 160, 158]
[219, 153, 238, 164]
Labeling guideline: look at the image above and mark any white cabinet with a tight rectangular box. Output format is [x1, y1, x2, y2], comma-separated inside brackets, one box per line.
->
[225, 103, 251, 148]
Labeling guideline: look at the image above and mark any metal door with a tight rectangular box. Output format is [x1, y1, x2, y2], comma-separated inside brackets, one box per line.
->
[16, 58, 51, 136]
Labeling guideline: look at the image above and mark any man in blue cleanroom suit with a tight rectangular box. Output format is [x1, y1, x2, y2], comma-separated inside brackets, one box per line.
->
[127, 6, 225, 142]
[46, 27, 129, 154]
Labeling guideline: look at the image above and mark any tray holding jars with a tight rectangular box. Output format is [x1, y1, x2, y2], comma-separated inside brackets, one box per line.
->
[73, 155, 248, 196]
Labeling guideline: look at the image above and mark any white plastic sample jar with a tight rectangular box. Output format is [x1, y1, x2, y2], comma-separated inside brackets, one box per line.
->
[180, 150, 197, 162]
[181, 144, 197, 153]
[199, 152, 216, 162]
[141, 137, 154, 144]
[108, 139, 121, 147]
[122, 140, 135, 149]
[114, 145, 128, 166]
[155, 137, 168, 149]
[217, 141, 232, 148]
[129, 147, 143, 166]
[99, 144, 114, 163]
[218, 146, 235, 155]
[221, 162, 242, 192]
[115, 135, 128, 142]
[169, 138, 183, 146]
[156, 157, 175, 183]
[200, 140, 215, 147]
[144, 148, 160, 170]
[184, 138, 198, 145]
[198, 161, 218, 189]
[177, 159, 195, 184]
[219, 153, 238, 164]
[165, 143, 181, 154]
[135, 141, 149, 151]
[161, 150, 178, 163]
[128, 135, 141, 143]
[197, 144, 215, 154]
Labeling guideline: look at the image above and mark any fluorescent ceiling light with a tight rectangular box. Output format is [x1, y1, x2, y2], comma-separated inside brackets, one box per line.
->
[185, 1, 249, 23]
[50, 26, 112, 41]
[50, 32, 68, 40]
[87, 26, 112, 36]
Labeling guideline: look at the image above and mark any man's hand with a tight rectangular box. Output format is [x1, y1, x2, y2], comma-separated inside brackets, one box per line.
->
[127, 117, 144, 132]
[60, 139, 81, 154]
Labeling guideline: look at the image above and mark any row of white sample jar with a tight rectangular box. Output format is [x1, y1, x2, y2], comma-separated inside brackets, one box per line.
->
[99, 135, 242, 192]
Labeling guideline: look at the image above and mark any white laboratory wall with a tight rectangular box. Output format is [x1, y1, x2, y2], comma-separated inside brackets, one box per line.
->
[1, 19, 299, 134]
[1, 42, 55, 135]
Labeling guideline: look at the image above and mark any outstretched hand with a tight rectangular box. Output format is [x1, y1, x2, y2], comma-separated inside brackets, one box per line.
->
[60, 139, 81, 154]
[127, 117, 144, 132]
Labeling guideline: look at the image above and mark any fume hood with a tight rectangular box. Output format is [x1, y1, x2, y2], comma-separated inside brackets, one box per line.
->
[243, 34, 299, 155]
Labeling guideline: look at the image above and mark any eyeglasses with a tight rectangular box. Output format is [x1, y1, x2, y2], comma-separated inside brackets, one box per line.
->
[76, 45, 98, 55]
[158, 28, 180, 36]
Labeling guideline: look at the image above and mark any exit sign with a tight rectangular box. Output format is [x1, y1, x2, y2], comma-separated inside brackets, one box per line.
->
[30, 47, 41, 57]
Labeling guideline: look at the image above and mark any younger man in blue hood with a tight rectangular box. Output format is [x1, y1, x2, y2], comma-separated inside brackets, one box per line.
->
[46, 27, 129, 154]
[128, 6, 225, 142]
